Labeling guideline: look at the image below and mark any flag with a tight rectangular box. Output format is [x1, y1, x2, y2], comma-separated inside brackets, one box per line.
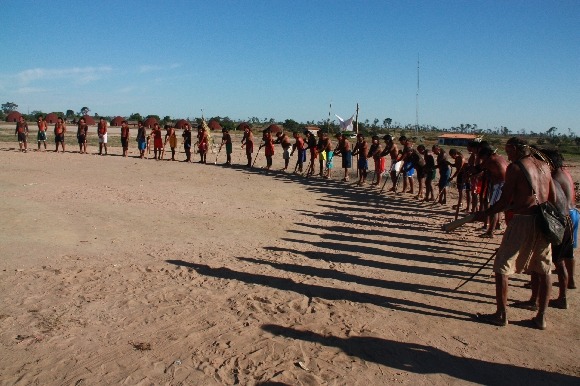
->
[335, 114, 354, 132]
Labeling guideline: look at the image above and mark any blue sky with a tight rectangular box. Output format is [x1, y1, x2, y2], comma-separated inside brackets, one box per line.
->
[1, 0, 578, 134]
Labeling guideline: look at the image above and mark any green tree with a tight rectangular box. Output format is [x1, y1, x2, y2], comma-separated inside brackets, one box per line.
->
[146, 114, 161, 122]
[546, 126, 558, 137]
[283, 119, 300, 132]
[80, 106, 90, 116]
[66, 109, 75, 119]
[1, 101, 18, 114]
[129, 113, 143, 121]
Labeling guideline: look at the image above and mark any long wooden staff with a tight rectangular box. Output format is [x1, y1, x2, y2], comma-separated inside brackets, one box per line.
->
[251, 141, 264, 168]
[454, 250, 497, 291]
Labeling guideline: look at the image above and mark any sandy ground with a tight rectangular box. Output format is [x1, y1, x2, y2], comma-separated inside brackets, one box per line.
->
[0, 135, 579, 386]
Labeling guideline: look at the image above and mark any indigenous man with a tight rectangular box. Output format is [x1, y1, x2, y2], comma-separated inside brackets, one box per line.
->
[352, 134, 368, 186]
[15, 116, 29, 152]
[97, 117, 108, 155]
[241, 126, 254, 167]
[304, 130, 318, 176]
[274, 131, 292, 171]
[432, 145, 450, 204]
[151, 123, 163, 160]
[36, 115, 48, 151]
[54, 117, 66, 153]
[260, 128, 275, 170]
[476, 146, 509, 237]
[220, 128, 233, 165]
[182, 124, 192, 162]
[380, 135, 400, 192]
[316, 131, 327, 177]
[474, 137, 554, 329]
[197, 126, 209, 164]
[515, 148, 577, 311]
[367, 135, 384, 186]
[333, 132, 352, 182]
[418, 145, 435, 201]
[324, 133, 334, 179]
[77, 117, 88, 154]
[449, 149, 469, 212]
[399, 136, 414, 194]
[120, 120, 130, 157]
[290, 131, 306, 174]
[406, 146, 426, 199]
[164, 125, 177, 161]
[466, 140, 482, 212]
[137, 120, 147, 159]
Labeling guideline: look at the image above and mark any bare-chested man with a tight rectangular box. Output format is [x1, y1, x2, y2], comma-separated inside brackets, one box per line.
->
[15, 116, 29, 152]
[121, 121, 130, 157]
[304, 130, 318, 176]
[333, 132, 352, 181]
[352, 134, 368, 186]
[241, 126, 254, 167]
[274, 131, 292, 171]
[449, 149, 470, 212]
[97, 117, 108, 155]
[380, 135, 400, 191]
[474, 137, 555, 329]
[77, 117, 88, 154]
[476, 146, 509, 237]
[418, 145, 435, 201]
[54, 117, 66, 153]
[367, 135, 385, 186]
[36, 115, 47, 151]
[432, 145, 450, 204]
[515, 148, 577, 311]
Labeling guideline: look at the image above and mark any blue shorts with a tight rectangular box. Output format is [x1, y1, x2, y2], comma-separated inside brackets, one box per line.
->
[357, 157, 368, 170]
[570, 208, 579, 249]
[326, 151, 334, 168]
[342, 150, 352, 168]
[438, 168, 451, 188]
[298, 149, 307, 163]
[404, 162, 414, 177]
[138, 139, 146, 151]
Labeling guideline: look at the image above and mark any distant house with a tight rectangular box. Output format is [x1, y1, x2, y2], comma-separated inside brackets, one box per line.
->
[208, 119, 222, 131]
[82, 115, 96, 125]
[437, 133, 481, 147]
[45, 113, 60, 124]
[5, 111, 22, 122]
[174, 119, 191, 129]
[110, 116, 125, 126]
[143, 117, 158, 128]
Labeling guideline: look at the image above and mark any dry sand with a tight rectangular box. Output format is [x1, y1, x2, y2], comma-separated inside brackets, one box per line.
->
[0, 135, 579, 385]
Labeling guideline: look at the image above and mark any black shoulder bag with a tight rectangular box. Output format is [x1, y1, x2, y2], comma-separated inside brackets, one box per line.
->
[517, 160, 565, 245]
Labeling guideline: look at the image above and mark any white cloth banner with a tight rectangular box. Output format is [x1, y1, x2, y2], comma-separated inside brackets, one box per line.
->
[335, 114, 354, 132]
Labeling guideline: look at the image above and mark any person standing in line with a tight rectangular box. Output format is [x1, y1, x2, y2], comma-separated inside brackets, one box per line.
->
[54, 117, 66, 153]
[97, 117, 108, 155]
[77, 117, 88, 154]
[36, 115, 48, 151]
[15, 116, 29, 152]
[120, 120, 130, 157]
[241, 126, 254, 167]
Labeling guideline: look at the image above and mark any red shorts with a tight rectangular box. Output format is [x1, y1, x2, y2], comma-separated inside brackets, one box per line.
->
[374, 157, 386, 174]
[154, 137, 163, 149]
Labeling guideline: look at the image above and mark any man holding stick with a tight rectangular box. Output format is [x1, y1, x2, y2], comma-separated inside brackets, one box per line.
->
[473, 137, 554, 329]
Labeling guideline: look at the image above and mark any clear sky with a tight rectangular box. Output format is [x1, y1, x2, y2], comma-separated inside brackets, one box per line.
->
[1, 0, 578, 134]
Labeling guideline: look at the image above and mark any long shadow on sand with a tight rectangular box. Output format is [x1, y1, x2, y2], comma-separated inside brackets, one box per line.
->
[262, 324, 579, 385]
[237, 256, 494, 304]
[167, 259, 475, 321]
